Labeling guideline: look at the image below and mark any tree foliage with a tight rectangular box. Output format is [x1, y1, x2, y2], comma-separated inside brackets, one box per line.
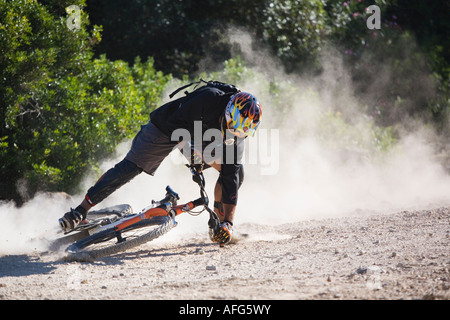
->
[1, 0, 449, 204]
[86, 0, 449, 132]
[324, 0, 449, 131]
[0, 0, 170, 203]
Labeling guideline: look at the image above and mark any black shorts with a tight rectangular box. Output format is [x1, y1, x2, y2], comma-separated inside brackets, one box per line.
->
[125, 121, 177, 175]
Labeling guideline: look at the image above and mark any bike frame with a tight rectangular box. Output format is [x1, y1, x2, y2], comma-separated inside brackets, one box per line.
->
[112, 169, 219, 233]
[62, 166, 222, 259]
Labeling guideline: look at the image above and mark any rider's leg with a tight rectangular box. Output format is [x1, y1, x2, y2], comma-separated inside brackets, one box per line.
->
[59, 159, 143, 231]
[77, 159, 143, 215]
[60, 121, 176, 231]
[84, 158, 143, 209]
[90, 121, 177, 206]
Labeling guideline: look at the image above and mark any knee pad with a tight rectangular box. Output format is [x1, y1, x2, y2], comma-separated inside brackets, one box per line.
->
[86, 159, 143, 206]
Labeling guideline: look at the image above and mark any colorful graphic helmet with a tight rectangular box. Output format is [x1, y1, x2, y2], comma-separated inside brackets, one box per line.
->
[224, 92, 262, 138]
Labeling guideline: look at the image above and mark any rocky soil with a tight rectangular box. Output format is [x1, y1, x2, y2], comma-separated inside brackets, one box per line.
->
[0, 207, 449, 300]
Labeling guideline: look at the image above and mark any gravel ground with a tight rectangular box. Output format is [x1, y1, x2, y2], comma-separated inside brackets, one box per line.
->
[0, 206, 449, 300]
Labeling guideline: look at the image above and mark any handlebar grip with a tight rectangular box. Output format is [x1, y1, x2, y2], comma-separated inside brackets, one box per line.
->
[192, 198, 205, 208]
[165, 185, 180, 200]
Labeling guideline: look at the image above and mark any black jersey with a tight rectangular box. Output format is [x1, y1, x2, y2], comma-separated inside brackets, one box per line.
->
[150, 86, 244, 205]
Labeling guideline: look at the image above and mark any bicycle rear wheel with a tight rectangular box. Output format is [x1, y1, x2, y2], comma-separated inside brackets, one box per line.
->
[65, 215, 176, 261]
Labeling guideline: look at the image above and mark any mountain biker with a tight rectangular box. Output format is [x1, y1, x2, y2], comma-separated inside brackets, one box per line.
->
[59, 83, 262, 246]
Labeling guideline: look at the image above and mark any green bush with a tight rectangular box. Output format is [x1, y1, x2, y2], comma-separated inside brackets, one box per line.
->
[2, 0, 449, 204]
[324, 0, 450, 135]
[0, 0, 170, 204]
[260, 0, 328, 73]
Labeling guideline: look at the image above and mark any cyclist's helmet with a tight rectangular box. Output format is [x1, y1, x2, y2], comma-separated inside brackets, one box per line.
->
[224, 92, 262, 138]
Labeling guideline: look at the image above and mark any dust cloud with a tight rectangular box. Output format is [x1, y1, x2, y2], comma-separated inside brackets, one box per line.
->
[0, 193, 71, 255]
[228, 29, 450, 224]
[2, 29, 450, 255]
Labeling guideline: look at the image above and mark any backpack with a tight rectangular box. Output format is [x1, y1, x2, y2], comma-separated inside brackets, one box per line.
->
[168, 79, 240, 99]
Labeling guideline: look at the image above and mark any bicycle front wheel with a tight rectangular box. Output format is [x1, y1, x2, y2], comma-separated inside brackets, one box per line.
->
[65, 215, 176, 261]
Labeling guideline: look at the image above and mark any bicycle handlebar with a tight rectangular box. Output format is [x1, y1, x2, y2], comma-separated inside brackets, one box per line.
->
[159, 185, 180, 206]
[186, 164, 220, 232]
[165, 185, 180, 201]
[158, 165, 220, 232]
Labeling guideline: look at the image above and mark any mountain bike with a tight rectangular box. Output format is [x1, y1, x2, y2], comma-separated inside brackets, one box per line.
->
[53, 166, 220, 261]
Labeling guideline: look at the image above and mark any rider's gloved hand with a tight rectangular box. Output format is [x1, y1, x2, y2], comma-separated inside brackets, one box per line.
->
[211, 220, 233, 246]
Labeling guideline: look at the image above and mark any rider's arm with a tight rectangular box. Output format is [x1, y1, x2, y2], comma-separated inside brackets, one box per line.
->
[219, 138, 245, 211]
[220, 163, 241, 205]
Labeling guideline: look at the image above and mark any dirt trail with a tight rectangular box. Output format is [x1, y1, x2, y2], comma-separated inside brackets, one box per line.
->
[0, 207, 449, 300]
